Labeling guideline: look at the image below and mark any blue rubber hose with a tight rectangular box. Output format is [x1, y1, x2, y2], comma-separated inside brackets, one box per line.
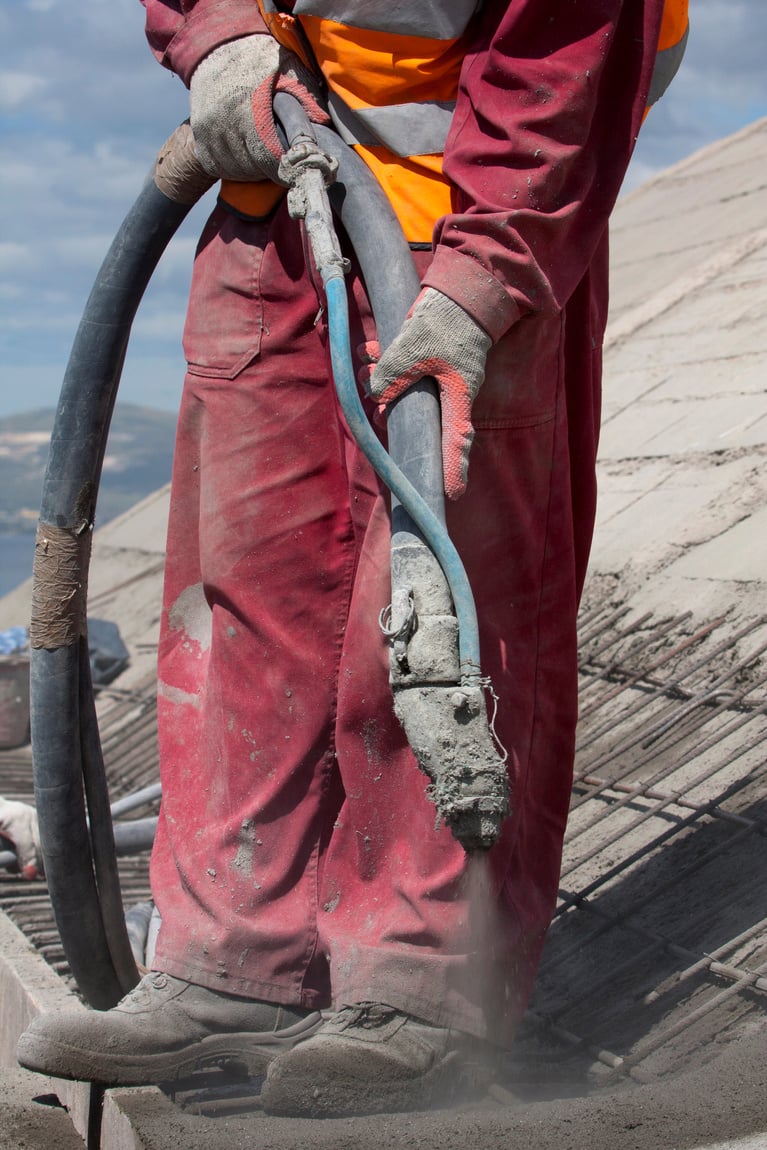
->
[322, 270, 483, 681]
[271, 93, 485, 683]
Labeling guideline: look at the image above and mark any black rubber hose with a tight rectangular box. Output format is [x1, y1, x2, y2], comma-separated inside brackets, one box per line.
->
[31, 175, 196, 1010]
[31, 114, 449, 1010]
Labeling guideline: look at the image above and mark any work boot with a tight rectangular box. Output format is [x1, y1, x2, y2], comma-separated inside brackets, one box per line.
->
[260, 1002, 491, 1117]
[17, 972, 322, 1086]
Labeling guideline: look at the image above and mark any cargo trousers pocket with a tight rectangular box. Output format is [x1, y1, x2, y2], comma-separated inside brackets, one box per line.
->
[182, 208, 266, 380]
[473, 313, 563, 430]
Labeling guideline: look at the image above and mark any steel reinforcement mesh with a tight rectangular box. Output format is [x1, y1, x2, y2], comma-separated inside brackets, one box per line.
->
[0, 671, 159, 983]
[517, 605, 767, 1089]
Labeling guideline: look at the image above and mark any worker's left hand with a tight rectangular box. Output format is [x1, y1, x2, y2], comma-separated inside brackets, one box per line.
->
[0, 797, 42, 880]
[366, 288, 492, 500]
[190, 34, 328, 184]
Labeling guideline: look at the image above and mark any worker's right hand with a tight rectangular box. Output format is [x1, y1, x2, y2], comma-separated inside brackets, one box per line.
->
[0, 797, 42, 880]
[365, 288, 492, 500]
[190, 35, 328, 184]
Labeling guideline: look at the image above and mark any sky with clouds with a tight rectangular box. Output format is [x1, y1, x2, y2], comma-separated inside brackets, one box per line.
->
[2, 0, 766, 419]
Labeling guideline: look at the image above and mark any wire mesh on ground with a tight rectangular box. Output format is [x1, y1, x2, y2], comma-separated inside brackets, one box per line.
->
[0, 670, 159, 985]
[519, 605, 767, 1090]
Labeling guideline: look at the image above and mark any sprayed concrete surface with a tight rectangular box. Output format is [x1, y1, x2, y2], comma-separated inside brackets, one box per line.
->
[0, 1068, 85, 1150]
[2, 120, 767, 1147]
[8, 1026, 766, 1150]
[2, 902, 766, 1150]
[104, 1032, 767, 1150]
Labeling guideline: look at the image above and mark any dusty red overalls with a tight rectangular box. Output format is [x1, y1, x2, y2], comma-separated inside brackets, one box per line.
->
[148, 190, 606, 1045]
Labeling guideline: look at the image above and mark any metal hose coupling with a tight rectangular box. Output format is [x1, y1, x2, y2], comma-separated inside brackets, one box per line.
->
[392, 679, 509, 852]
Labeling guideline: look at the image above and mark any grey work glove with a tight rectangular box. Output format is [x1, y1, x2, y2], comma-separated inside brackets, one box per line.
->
[0, 797, 42, 880]
[190, 34, 328, 183]
[366, 288, 492, 500]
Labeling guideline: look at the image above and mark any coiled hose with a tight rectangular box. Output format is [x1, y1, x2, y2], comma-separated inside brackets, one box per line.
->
[30, 126, 212, 1009]
[29, 112, 487, 1009]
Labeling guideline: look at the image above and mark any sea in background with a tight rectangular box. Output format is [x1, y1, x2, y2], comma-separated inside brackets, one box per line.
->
[0, 533, 35, 604]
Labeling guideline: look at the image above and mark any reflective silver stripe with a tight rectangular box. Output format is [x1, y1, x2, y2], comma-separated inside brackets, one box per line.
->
[647, 23, 689, 107]
[291, 0, 479, 40]
[328, 92, 454, 156]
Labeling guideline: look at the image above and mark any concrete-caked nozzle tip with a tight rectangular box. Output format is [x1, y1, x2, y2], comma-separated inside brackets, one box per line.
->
[392, 681, 510, 853]
[444, 793, 508, 853]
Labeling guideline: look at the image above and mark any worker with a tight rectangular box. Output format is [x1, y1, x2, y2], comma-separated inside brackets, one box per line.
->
[17, 0, 688, 1117]
[0, 797, 42, 880]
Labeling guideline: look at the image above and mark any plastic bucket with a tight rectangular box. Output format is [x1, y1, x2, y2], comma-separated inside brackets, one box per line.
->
[0, 657, 31, 749]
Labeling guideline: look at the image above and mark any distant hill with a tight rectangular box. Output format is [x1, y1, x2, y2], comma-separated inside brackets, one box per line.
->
[0, 403, 177, 533]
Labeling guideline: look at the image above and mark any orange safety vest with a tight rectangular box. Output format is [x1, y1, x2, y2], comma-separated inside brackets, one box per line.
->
[221, 0, 689, 239]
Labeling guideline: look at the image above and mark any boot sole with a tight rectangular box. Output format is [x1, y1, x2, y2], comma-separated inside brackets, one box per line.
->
[17, 1012, 323, 1087]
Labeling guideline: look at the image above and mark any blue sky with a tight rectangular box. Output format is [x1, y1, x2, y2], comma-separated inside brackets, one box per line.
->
[2, 0, 766, 419]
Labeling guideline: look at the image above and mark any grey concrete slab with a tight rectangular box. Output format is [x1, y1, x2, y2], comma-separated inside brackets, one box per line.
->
[598, 394, 767, 459]
[608, 120, 767, 323]
[94, 486, 170, 556]
[613, 152, 767, 242]
[608, 241, 711, 319]
[663, 505, 767, 583]
[697, 1140, 767, 1150]
[0, 1067, 85, 1150]
[642, 355, 767, 402]
[590, 451, 763, 590]
[591, 488, 707, 578]
[597, 395, 688, 456]
[729, 356, 767, 392]
[0, 909, 100, 1145]
[615, 171, 767, 264]
[598, 451, 680, 482]
[602, 351, 767, 425]
[611, 121, 767, 232]
[717, 247, 767, 289]
[0, 905, 84, 1068]
[642, 281, 767, 345]
[607, 236, 767, 370]
[661, 316, 767, 363]
[601, 366, 675, 421]
[612, 304, 767, 370]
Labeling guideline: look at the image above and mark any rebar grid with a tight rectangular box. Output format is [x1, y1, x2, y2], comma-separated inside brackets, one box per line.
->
[531, 608, 767, 1081]
[0, 670, 158, 988]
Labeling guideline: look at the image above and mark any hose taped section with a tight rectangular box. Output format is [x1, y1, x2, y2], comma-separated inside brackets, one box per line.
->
[30, 523, 92, 649]
[153, 121, 216, 205]
[30, 144, 201, 1007]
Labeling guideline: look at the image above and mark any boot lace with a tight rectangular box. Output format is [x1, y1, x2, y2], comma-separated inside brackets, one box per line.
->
[338, 1002, 400, 1030]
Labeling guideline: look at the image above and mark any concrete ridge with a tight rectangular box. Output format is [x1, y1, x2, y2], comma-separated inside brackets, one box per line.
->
[605, 225, 767, 350]
[619, 114, 767, 205]
[0, 905, 163, 1148]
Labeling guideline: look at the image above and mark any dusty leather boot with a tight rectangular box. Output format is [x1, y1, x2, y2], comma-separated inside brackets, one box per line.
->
[17, 972, 322, 1085]
[260, 1002, 490, 1116]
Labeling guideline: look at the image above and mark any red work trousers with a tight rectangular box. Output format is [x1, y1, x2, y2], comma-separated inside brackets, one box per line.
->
[149, 199, 606, 1046]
